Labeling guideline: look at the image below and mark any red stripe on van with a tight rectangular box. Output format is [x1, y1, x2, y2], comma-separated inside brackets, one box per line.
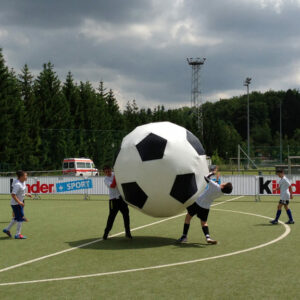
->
[63, 160, 92, 163]
[62, 169, 98, 173]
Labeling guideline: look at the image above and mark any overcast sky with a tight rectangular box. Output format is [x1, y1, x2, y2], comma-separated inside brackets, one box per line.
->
[1, 0, 300, 109]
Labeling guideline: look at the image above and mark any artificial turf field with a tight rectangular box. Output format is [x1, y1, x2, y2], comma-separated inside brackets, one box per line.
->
[0, 194, 299, 299]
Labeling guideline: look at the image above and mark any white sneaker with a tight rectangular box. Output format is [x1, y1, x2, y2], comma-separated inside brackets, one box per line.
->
[207, 238, 217, 244]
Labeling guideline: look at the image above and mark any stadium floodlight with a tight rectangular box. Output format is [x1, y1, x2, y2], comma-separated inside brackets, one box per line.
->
[280, 99, 282, 163]
[187, 57, 206, 137]
[243, 77, 252, 168]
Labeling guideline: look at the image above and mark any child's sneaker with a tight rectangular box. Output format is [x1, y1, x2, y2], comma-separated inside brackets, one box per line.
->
[285, 220, 295, 224]
[126, 233, 133, 239]
[207, 238, 218, 244]
[270, 220, 278, 225]
[15, 234, 27, 239]
[3, 229, 12, 238]
[176, 235, 188, 243]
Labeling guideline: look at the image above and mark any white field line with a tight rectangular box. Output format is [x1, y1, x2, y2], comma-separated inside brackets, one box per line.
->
[0, 205, 290, 286]
[0, 196, 243, 275]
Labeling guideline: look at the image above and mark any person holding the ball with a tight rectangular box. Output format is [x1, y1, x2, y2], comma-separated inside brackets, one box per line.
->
[102, 165, 132, 240]
[177, 171, 232, 244]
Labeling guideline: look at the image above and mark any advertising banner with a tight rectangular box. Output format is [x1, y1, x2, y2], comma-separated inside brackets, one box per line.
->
[0, 175, 299, 196]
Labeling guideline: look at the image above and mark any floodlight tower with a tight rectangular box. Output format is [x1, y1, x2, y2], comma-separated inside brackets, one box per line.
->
[244, 77, 252, 168]
[187, 57, 206, 137]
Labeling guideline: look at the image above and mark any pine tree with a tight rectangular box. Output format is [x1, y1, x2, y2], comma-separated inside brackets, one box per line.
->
[124, 100, 139, 131]
[0, 49, 25, 169]
[96, 81, 109, 130]
[34, 62, 70, 169]
[106, 89, 123, 130]
[77, 81, 98, 160]
[62, 72, 81, 157]
[94, 81, 110, 167]
[18, 64, 40, 169]
[103, 89, 124, 165]
[0, 49, 14, 167]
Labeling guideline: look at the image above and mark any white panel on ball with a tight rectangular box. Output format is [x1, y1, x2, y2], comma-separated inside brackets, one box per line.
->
[114, 121, 209, 217]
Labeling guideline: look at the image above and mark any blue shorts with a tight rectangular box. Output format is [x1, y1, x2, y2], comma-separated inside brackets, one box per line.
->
[11, 205, 25, 222]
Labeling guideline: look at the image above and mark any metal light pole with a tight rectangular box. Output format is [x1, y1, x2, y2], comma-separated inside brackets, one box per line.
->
[244, 77, 251, 168]
[280, 99, 282, 163]
[187, 57, 206, 138]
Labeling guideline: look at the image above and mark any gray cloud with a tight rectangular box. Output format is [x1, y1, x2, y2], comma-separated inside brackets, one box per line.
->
[1, 0, 300, 108]
[0, 0, 152, 28]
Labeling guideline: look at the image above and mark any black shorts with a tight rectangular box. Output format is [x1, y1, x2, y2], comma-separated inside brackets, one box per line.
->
[279, 200, 289, 205]
[109, 196, 128, 212]
[187, 202, 209, 222]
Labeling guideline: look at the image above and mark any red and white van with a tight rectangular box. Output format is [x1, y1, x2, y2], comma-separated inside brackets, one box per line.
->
[62, 158, 98, 176]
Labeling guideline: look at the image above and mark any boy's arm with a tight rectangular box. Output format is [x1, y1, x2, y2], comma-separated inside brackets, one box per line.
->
[104, 176, 117, 188]
[204, 171, 216, 183]
[104, 177, 111, 188]
[11, 194, 24, 207]
[110, 176, 117, 188]
[11, 184, 24, 206]
[204, 172, 214, 183]
[207, 171, 215, 178]
[289, 186, 293, 199]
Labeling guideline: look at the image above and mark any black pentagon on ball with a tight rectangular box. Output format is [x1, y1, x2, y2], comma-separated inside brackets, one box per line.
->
[136, 133, 167, 161]
[170, 173, 197, 204]
[186, 130, 205, 155]
[121, 182, 148, 209]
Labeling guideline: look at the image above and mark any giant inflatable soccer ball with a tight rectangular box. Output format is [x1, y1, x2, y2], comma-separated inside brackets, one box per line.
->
[114, 122, 209, 217]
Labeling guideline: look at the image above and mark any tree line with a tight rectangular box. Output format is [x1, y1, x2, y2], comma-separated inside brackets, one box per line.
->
[0, 48, 299, 171]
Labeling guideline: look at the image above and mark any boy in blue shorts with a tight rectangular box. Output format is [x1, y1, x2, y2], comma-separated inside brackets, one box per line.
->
[270, 169, 294, 225]
[3, 170, 32, 239]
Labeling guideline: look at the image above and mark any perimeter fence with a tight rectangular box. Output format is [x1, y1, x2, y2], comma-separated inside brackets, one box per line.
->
[0, 175, 300, 200]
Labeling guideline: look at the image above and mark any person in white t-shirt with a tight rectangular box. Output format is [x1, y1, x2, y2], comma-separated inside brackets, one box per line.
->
[3, 170, 32, 239]
[270, 169, 294, 225]
[177, 172, 232, 244]
[102, 165, 132, 240]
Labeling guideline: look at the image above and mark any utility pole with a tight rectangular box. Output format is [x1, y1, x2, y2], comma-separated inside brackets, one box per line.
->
[280, 99, 282, 163]
[244, 77, 251, 168]
[187, 57, 206, 138]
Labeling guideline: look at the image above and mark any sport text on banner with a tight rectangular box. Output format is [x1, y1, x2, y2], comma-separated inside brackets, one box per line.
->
[56, 179, 93, 193]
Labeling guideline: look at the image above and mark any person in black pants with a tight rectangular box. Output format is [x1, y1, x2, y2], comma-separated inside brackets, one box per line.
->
[102, 165, 132, 240]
